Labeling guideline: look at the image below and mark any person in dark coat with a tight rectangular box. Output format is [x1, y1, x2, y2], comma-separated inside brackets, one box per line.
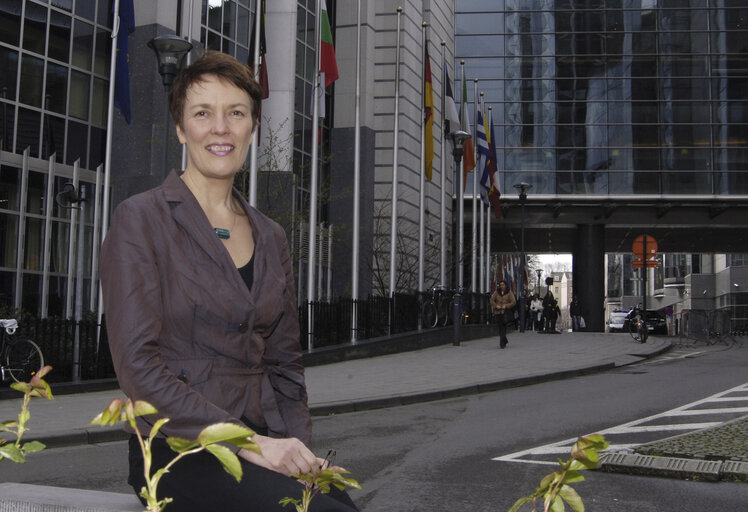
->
[100, 51, 357, 512]
[570, 295, 583, 331]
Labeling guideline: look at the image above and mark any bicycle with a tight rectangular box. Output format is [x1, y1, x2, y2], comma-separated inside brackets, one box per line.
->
[626, 304, 648, 343]
[421, 286, 451, 328]
[0, 319, 45, 383]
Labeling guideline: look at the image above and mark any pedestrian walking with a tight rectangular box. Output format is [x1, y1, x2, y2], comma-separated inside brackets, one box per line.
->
[570, 295, 583, 331]
[490, 280, 517, 349]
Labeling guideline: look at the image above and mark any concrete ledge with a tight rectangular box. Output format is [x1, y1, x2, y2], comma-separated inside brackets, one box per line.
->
[599, 453, 724, 481]
[0, 483, 141, 512]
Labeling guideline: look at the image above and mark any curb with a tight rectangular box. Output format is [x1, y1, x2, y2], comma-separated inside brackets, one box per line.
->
[309, 363, 615, 416]
[598, 452, 748, 482]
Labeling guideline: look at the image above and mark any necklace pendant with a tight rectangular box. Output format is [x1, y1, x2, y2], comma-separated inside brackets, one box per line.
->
[214, 228, 231, 240]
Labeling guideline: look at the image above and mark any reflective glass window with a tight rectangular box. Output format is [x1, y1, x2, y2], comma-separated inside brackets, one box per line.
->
[0, 47, 18, 100]
[52, 0, 73, 13]
[23, 2, 47, 54]
[456, 13, 504, 34]
[0, 165, 21, 212]
[223, 1, 236, 39]
[72, 20, 94, 70]
[89, 125, 105, 168]
[69, 70, 90, 120]
[75, 0, 96, 21]
[94, 27, 111, 76]
[43, 113, 64, 160]
[20, 55, 45, 108]
[456, 35, 504, 57]
[17, 107, 41, 156]
[90, 76, 107, 127]
[237, 5, 249, 47]
[0, 0, 22, 46]
[49, 11, 71, 63]
[0, 102, 15, 152]
[66, 119, 88, 165]
[97, 0, 112, 26]
[45, 61, 67, 114]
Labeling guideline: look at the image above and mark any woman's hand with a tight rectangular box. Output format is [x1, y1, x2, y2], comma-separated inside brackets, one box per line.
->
[239, 434, 321, 477]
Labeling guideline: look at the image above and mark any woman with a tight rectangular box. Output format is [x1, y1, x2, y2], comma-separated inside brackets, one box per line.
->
[100, 52, 357, 511]
[490, 280, 516, 349]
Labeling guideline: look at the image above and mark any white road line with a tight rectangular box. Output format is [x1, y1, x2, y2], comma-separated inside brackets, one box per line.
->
[602, 423, 721, 434]
[493, 382, 748, 466]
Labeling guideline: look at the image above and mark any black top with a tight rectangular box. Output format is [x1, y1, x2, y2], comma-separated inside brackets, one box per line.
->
[237, 253, 255, 291]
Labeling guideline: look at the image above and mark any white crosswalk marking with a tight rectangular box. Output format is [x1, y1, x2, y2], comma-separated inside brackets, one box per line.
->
[493, 382, 748, 466]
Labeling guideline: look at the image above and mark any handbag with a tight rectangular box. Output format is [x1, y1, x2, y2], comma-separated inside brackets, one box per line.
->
[579, 316, 586, 329]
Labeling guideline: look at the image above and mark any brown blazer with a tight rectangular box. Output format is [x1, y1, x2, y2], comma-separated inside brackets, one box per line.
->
[100, 170, 311, 445]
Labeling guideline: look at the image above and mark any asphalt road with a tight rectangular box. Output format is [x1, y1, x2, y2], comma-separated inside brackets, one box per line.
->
[1, 344, 746, 511]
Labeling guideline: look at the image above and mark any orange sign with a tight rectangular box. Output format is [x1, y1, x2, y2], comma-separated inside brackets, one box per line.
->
[632, 235, 658, 259]
[632, 260, 659, 268]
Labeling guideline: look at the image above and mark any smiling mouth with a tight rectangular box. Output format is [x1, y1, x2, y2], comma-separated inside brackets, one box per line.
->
[206, 144, 234, 153]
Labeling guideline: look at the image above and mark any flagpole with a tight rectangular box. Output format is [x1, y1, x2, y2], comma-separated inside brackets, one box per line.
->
[98, 0, 121, 326]
[439, 41, 446, 288]
[182, 0, 195, 170]
[351, 0, 361, 343]
[471, 78, 478, 295]
[458, 60, 465, 290]
[307, 0, 323, 350]
[388, 6, 402, 299]
[487, 106, 494, 293]
[248, 0, 262, 207]
[417, 21, 427, 298]
[479, 91, 485, 294]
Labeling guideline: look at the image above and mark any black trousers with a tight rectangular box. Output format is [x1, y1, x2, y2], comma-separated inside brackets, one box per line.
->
[496, 314, 509, 347]
[128, 436, 359, 512]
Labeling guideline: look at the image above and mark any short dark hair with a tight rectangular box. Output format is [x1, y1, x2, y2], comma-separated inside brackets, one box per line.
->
[169, 51, 262, 128]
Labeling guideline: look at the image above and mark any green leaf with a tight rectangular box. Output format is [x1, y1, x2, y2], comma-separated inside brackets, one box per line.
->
[1, 420, 18, 430]
[18, 408, 30, 425]
[197, 423, 255, 447]
[0, 443, 26, 463]
[548, 495, 565, 512]
[165, 437, 200, 453]
[508, 496, 533, 512]
[560, 470, 586, 485]
[149, 418, 169, 440]
[90, 399, 124, 426]
[559, 484, 584, 512]
[21, 441, 45, 454]
[132, 400, 158, 418]
[569, 458, 597, 471]
[205, 444, 243, 482]
[10, 382, 29, 394]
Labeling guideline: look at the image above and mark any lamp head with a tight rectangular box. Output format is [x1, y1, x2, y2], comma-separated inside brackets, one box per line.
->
[147, 35, 193, 91]
[449, 130, 470, 149]
[513, 182, 533, 201]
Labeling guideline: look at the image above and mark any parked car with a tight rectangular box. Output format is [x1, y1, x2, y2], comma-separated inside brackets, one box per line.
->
[622, 309, 667, 335]
[608, 309, 629, 332]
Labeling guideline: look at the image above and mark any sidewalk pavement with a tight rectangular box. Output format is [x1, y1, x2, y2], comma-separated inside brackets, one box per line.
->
[1, 331, 746, 481]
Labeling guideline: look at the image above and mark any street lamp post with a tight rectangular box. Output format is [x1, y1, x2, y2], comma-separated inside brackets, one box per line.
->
[147, 35, 193, 91]
[513, 182, 532, 334]
[450, 130, 470, 347]
[536, 268, 543, 295]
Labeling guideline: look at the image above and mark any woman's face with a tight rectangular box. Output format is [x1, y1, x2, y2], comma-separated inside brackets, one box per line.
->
[176, 74, 255, 181]
[499, 282, 507, 291]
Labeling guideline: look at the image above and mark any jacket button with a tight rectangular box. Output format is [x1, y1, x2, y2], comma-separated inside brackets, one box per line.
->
[238, 322, 249, 333]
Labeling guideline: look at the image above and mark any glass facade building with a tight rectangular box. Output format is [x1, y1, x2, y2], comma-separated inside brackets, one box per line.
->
[456, 0, 747, 196]
[1, 0, 110, 316]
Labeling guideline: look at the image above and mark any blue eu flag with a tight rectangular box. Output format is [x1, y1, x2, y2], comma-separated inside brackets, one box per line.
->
[114, 0, 135, 124]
